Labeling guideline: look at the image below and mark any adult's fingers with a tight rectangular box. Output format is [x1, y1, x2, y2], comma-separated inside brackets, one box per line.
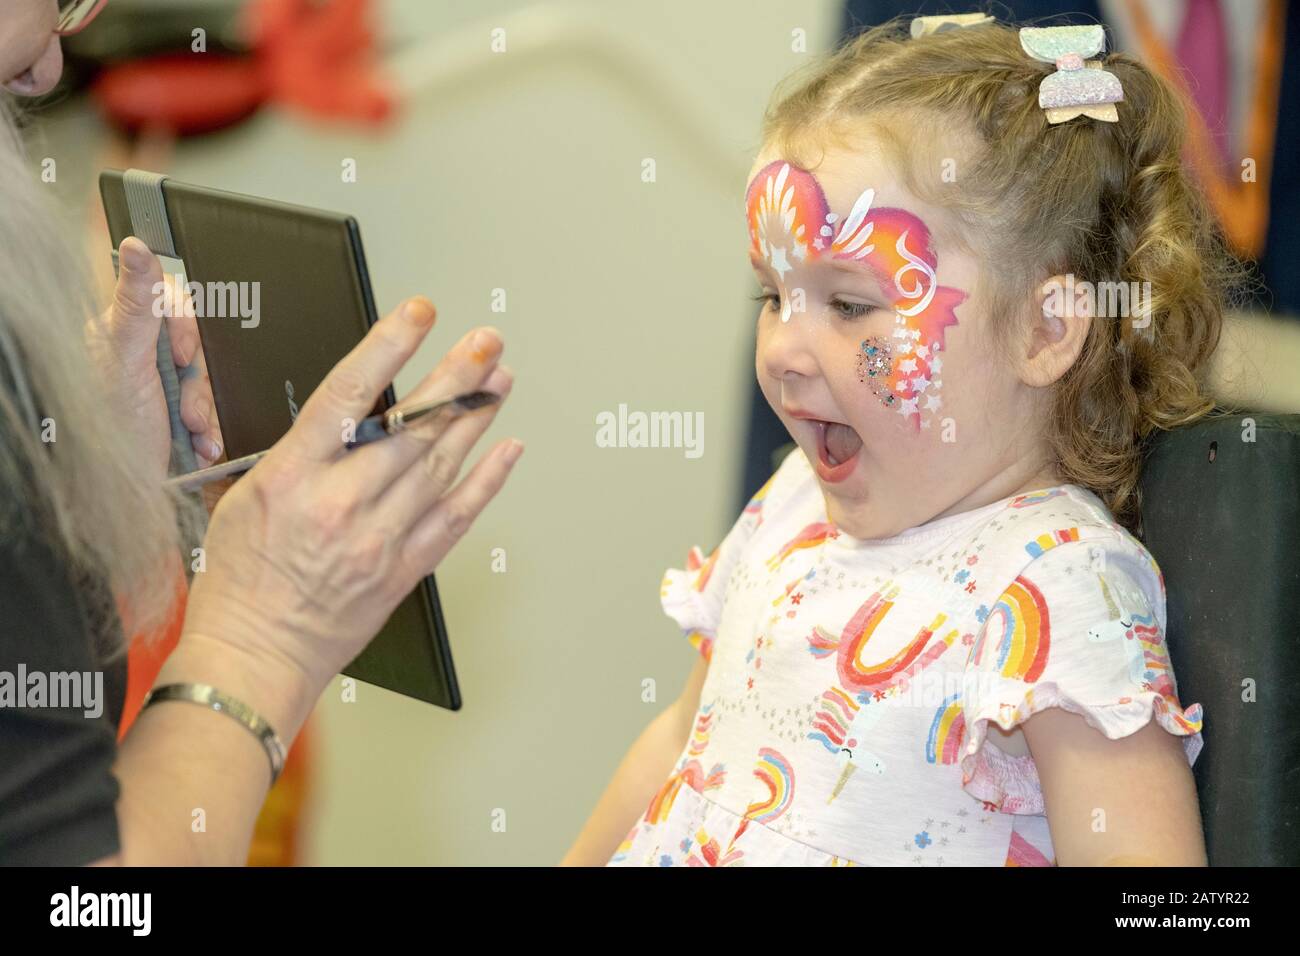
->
[329, 323, 503, 489]
[278, 297, 438, 463]
[370, 362, 513, 534]
[160, 273, 201, 368]
[179, 356, 223, 465]
[106, 237, 167, 371]
[400, 436, 525, 576]
[176, 305, 222, 464]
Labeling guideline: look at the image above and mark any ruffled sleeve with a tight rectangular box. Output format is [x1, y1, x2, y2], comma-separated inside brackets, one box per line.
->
[659, 448, 799, 661]
[959, 537, 1204, 815]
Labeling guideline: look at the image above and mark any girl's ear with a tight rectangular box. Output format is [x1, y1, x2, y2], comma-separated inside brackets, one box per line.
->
[1020, 274, 1091, 388]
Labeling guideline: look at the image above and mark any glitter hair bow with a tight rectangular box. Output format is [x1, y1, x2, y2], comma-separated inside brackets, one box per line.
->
[1019, 25, 1123, 124]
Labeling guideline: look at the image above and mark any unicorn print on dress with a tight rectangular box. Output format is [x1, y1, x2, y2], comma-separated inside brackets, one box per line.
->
[824, 691, 895, 803]
[1085, 571, 1202, 734]
[1086, 572, 1170, 694]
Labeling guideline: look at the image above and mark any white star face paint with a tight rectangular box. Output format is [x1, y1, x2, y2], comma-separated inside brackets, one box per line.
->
[746, 161, 878, 324]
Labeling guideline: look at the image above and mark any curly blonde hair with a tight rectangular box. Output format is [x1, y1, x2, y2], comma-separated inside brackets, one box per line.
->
[759, 18, 1238, 532]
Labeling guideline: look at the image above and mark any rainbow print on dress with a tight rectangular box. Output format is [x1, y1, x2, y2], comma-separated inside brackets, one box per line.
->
[926, 693, 966, 765]
[684, 748, 797, 867]
[766, 521, 839, 572]
[808, 585, 959, 694]
[744, 748, 795, 824]
[642, 707, 726, 825]
[1024, 527, 1080, 558]
[969, 575, 1052, 682]
[1009, 488, 1068, 508]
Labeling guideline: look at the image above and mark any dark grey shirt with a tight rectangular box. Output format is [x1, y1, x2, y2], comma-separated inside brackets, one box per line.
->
[0, 505, 126, 865]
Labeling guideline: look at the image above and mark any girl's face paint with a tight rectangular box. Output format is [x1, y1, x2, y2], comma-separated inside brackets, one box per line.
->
[746, 160, 838, 322]
[745, 160, 967, 431]
[856, 336, 895, 408]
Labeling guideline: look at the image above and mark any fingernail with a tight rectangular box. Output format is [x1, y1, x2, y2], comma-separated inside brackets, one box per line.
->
[471, 328, 501, 364]
[120, 239, 151, 274]
[201, 436, 222, 461]
[503, 438, 524, 465]
[404, 298, 436, 328]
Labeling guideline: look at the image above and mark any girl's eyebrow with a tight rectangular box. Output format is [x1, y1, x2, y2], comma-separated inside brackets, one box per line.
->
[749, 251, 894, 301]
[828, 257, 893, 296]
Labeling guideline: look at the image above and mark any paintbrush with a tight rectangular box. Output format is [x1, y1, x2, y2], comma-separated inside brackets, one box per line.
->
[164, 389, 500, 494]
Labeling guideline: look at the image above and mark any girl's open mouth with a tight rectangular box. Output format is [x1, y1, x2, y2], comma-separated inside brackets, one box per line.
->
[811, 419, 862, 483]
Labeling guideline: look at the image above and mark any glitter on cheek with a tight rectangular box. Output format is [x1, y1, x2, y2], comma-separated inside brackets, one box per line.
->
[856, 336, 898, 409]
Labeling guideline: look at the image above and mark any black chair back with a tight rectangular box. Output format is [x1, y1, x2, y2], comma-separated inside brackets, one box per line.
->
[1140, 412, 1300, 866]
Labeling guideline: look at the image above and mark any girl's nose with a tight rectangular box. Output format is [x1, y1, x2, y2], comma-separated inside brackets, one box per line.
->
[760, 305, 822, 381]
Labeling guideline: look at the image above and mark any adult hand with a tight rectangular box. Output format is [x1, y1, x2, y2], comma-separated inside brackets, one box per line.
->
[180, 296, 520, 706]
[85, 236, 224, 482]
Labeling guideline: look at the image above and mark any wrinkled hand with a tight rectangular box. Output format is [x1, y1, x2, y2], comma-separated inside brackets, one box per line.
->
[85, 236, 224, 483]
[183, 297, 521, 693]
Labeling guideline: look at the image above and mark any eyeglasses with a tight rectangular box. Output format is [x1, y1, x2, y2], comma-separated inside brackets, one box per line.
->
[56, 0, 109, 36]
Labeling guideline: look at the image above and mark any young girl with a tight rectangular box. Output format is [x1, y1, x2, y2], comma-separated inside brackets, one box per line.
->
[564, 17, 1226, 867]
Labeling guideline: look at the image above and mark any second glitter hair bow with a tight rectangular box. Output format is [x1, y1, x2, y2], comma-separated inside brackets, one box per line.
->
[1019, 24, 1124, 124]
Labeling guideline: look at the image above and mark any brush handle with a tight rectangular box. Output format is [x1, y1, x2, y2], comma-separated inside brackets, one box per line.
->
[347, 414, 391, 448]
[163, 450, 267, 494]
[156, 320, 200, 476]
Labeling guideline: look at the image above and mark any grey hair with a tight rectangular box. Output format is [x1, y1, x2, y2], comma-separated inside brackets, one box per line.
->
[0, 97, 193, 654]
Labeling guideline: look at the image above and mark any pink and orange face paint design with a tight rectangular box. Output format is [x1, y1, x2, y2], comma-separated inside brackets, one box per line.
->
[746, 160, 967, 430]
